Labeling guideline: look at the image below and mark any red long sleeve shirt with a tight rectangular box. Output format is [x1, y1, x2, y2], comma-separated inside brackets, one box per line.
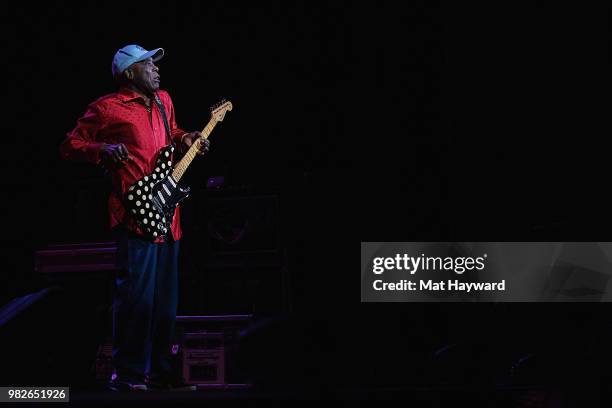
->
[60, 87, 187, 241]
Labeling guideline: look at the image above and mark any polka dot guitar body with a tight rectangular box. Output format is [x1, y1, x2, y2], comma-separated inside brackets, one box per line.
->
[125, 144, 190, 239]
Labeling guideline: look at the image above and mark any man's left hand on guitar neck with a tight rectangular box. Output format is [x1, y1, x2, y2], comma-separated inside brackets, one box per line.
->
[180, 132, 211, 156]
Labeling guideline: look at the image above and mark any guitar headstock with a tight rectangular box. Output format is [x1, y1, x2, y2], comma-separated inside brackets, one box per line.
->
[211, 99, 233, 122]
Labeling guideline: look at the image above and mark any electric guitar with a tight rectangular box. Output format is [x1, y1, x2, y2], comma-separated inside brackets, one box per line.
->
[125, 100, 233, 239]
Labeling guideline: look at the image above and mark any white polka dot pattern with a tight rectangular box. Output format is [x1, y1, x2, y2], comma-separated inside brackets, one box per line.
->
[124, 144, 182, 240]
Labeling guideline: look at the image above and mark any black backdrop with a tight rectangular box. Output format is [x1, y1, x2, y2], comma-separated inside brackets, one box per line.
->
[1, 1, 609, 395]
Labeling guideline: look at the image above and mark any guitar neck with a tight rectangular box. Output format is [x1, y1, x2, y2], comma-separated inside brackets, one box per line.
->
[171, 119, 216, 182]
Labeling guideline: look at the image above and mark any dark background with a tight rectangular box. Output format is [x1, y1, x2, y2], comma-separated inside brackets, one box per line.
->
[0, 0, 608, 400]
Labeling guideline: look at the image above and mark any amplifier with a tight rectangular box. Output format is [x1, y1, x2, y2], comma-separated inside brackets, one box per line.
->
[94, 337, 114, 381]
[190, 193, 281, 255]
[181, 332, 225, 384]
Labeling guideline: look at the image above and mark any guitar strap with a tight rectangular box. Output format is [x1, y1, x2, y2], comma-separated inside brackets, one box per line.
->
[153, 93, 173, 146]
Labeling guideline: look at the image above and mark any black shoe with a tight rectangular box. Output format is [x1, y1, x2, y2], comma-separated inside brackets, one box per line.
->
[108, 380, 148, 392]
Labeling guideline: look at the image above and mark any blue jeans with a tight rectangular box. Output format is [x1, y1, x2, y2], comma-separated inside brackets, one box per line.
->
[112, 229, 180, 382]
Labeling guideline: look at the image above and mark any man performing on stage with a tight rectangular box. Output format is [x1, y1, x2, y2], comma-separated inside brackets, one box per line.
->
[60, 44, 210, 391]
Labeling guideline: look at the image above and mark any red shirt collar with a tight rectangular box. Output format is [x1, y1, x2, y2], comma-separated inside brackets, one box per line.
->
[117, 86, 155, 104]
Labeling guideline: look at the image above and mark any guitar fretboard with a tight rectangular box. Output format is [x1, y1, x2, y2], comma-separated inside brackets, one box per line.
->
[171, 120, 216, 181]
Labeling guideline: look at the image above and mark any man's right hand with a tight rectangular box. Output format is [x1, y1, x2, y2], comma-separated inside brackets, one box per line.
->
[101, 143, 131, 166]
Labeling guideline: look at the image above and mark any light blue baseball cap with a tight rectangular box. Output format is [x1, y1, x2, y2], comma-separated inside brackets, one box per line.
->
[112, 44, 164, 78]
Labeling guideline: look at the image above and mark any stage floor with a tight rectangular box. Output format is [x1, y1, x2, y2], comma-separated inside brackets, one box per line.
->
[24, 384, 585, 408]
